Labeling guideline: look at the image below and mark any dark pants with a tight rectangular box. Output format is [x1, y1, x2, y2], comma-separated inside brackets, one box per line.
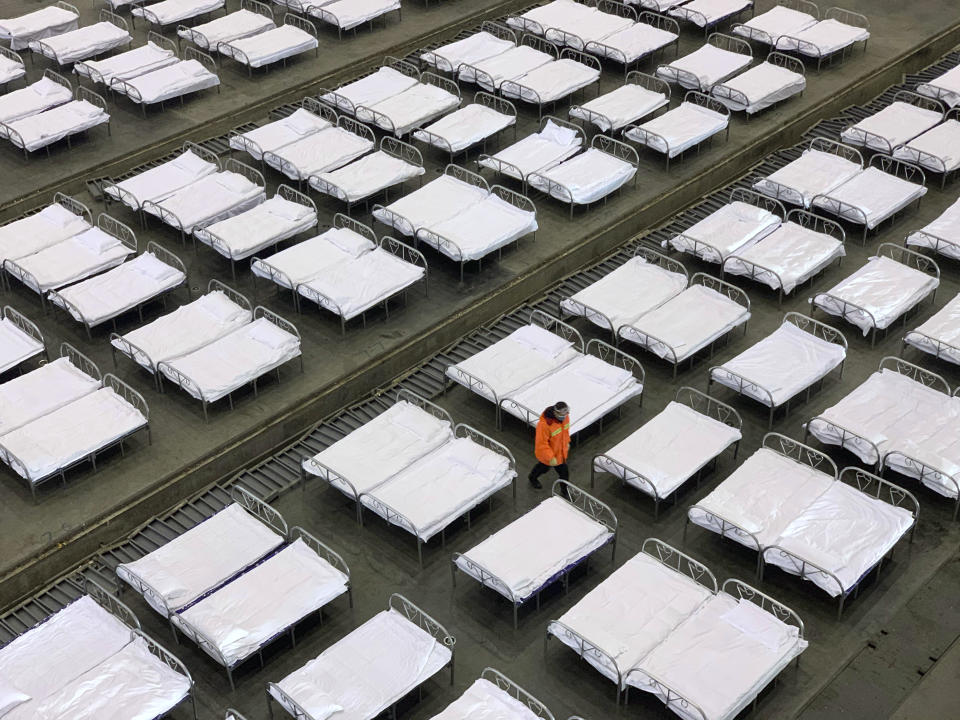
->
[529, 462, 569, 482]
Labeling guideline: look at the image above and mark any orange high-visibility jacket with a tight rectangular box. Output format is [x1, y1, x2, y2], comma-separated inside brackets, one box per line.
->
[535, 411, 571, 465]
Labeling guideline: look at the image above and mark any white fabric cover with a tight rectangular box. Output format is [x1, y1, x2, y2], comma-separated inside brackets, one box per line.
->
[221, 24, 316, 67]
[413, 103, 515, 154]
[74, 41, 178, 85]
[733, 5, 816, 44]
[774, 18, 869, 57]
[529, 147, 636, 204]
[569, 84, 668, 132]
[812, 167, 927, 229]
[543, 8, 634, 48]
[266, 125, 374, 179]
[507, 0, 598, 35]
[456, 496, 613, 601]
[904, 292, 960, 364]
[625, 101, 728, 157]
[893, 120, 960, 174]
[917, 65, 960, 108]
[144, 170, 264, 233]
[420, 192, 537, 262]
[0, 358, 99, 436]
[0, 201, 89, 264]
[669, 0, 751, 27]
[230, 108, 331, 160]
[597, 401, 741, 498]
[174, 539, 348, 667]
[0, 76, 72, 124]
[117, 502, 284, 615]
[133, 0, 225, 25]
[478, 121, 582, 180]
[29, 21, 130, 65]
[592, 21, 677, 65]
[320, 65, 418, 114]
[430, 678, 543, 720]
[373, 174, 489, 236]
[178, 9, 274, 50]
[906, 196, 960, 260]
[712, 61, 806, 114]
[159, 317, 300, 402]
[9, 228, 131, 293]
[0, 317, 43, 374]
[0, 386, 147, 482]
[668, 201, 780, 262]
[0, 54, 25, 85]
[710, 321, 846, 408]
[635, 0, 689, 9]
[753, 148, 862, 208]
[251, 227, 374, 289]
[723, 220, 844, 293]
[196, 195, 316, 260]
[657, 44, 752, 91]
[501, 58, 599, 105]
[0, 6, 78, 50]
[301, 400, 453, 493]
[840, 101, 943, 153]
[115, 59, 220, 105]
[814, 255, 939, 334]
[111, 290, 250, 371]
[458, 45, 554, 91]
[358, 82, 460, 137]
[312, 0, 400, 30]
[271, 608, 452, 720]
[311, 150, 425, 203]
[420, 31, 514, 73]
[2, 99, 109, 152]
[106, 149, 218, 208]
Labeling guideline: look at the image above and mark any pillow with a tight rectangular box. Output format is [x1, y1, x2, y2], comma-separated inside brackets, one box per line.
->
[265, 197, 310, 222]
[286, 107, 327, 135]
[215, 172, 257, 195]
[178, 59, 208, 78]
[70, 100, 104, 120]
[74, 228, 120, 254]
[31, 76, 65, 97]
[171, 149, 213, 176]
[509, 324, 573, 358]
[197, 291, 247, 322]
[248, 319, 294, 349]
[134, 253, 180, 282]
[539, 120, 579, 147]
[391, 402, 447, 441]
[38, 202, 80, 227]
[327, 228, 374, 258]
[0, 675, 29, 718]
[574, 354, 633, 392]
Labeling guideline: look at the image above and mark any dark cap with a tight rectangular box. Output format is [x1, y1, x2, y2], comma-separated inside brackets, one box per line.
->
[553, 402, 569, 417]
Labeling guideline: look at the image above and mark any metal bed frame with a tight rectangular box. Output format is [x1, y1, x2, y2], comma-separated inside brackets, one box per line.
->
[708, 311, 848, 428]
[840, 90, 945, 156]
[230, 95, 337, 169]
[358, 422, 517, 567]
[356, 71, 462, 136]
[811, 154, 927, 242]
[623, 579, 804, 718]
[731, 0, 819, 46]
[569, 70, 671, 134]
[458, 33, 559, 94]
[218, 12, 319, 76]
[480, 668, 556, 719]
[0, 46, 26, 90]
[110, 46, 220, 117]
[414, 184, 536, 281]
[262, 114, 375, 187]
[592, 388, 742, 517]
[546, 538, 717, 700]
[266, 593, 455, 720]
[0, 304, 49, 371]
[774, 6, 869, 72]
[300, 388, 454, 521]
[760, 466, 918, 618]
[413, 91, 517, 162]
[48, 240, 189, 340]
[75, 31, 177, 86]
[754, 136, 863, 207]
[901, 294, 960, 367]
[305, 0, 402, 39]
[195, 183, 317, 280]
[0, 84, 110, 160]
[540, 0, 636, 53]
[309, 134, 424, 214]
[895, 106, 960, 189]
[178, 0, 275, 50]
[170, 525, 351, 690]
[477, 114, 586, 190]
[656, 33, 752, 93]
[419, 20, 518, 75]
[132, 0, 227, 30]
[720, 208, 845, 305]
[500, 48, 602, 122]
[29, 9, 131, 66]
[453, 480, 618, 629]
[711, 51, 806, 115]
[811, 243, 940, 347]
[584, 9, 680, 77]
[685, 431, 838, 556]
[671, 0, 755, 37]
[622, 90, 731, 170]
[528, 133, 639, 218]
[110, 278, 251, 391]
[317, 55, 420, 117]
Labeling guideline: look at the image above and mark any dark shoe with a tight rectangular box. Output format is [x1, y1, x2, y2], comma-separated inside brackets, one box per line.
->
[528, 473, 543, 490]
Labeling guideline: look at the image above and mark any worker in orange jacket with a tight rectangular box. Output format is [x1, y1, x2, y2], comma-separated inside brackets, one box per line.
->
[528, 402, 570, 490]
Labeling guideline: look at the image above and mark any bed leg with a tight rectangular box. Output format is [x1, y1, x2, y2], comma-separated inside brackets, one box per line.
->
[837, 594, 846, 620]
[227, 667, 235, 692]
[513, 603, 519, 630]
[266, 692, 275, 720]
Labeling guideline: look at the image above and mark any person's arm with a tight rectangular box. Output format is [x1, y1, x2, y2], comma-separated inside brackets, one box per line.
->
[534, 419, 557, 465]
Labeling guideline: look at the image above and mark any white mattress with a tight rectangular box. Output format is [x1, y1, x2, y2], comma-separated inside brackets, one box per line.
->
[419, 192, 537, 262]
[904, 292, 960, 364]
[529, 147, 636, 204]
[507, 0, 598, 35]
[358, 82, 461, 137]
[893, 119, 960, 174]
[271, 608, 452, 720]
[174, 539, 348, 667]
[116, 59, 220, 105]
[812, 166, 927, 229]
[0, 386, 148, 482]
[106, 148, 218, 209]
[501, 353, 642, 434]
[75, 41, 178, 85]
[195, 195, 317, 260]
[669, 0, 751, 26]
[320, 65, 418, 114]
[619, 284, 749, 362]
[774, 18, 870, 57]
[159, 317, 300, 402]
[551, 551, 714, 684]
[0, 317, 43, 374]
[413, 103, 515, 154]
[251, 227, 373, 289]
[362, 436, 516, 541]
[229, 107, 331, 161]
[446, 324, 581, 402]
[543, 8, 634, 48]
[753, 148, 862, 208]
[0, 358, 99, 436]
[840, 101, 943, 153]
[0, 54, 25, 85]
[456, 496, 613, 601]
[689, 446, 835, 549]
[501, 58, 600, 105]
[373, 173, 489, 236]
[569, 84, 668, 132]
[310, 150, 425, 203]
[313, 0, 400, 30]
[49, 251, 186, 327]
[710, 321, 846, 408]
[221, 24, 317, 67]
[597, 401, 741, 499]
[625, 101, 728, 157]
[723, 220, 845, 294]
[2, 99, 110, 153]
[635, 0, 689, 9]
[917, 65, 960, 108]
[133, 0, 225, 25]
[814, 255, 939, 334]
[0, 76, 72, 124]
[30, 21, 130, 65]
[458, 44, 554, 91]
[631, 592, 806, 720]
[906, 196, 960, 260]
[116, 502, 283, 615]
[145, 170, 264, 233]
[111, 289, 251, 371]
[713, 61, 806, 114]
[0, 6, 78, 50]
[178, 8, 274, 50]
[668, 200, 780, 262]
[265, 125, 374, 179]
[297, 246, 425, 320]
[560, 255, 687, 331]
[766, 482, 914, 596]
[478, 120, 582, 180]
[301, 399, 453, 494]
[9, 228, 131, 293]
[0, 201, 89, 265]
[733, 5, 816, 44]
[430, 678, 544, 720]
[420, 30, 514, 73]
[658, 43, 751, 91]
[589, 21, 677, 64]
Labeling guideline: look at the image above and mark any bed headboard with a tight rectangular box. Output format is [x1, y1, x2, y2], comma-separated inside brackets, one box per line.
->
[52, 191, 92, 224]
[395, 388, 454, 427]
[808, 137, 863, 167]
[60, 342, 102, 381]
[785, 208, 846, 243]
[783, 311, 848, 352]
[388, 593, 455, 650]
[641, 538, 718, 593]
[838, 467, 919, 522]
[553, 480, 618, 535]
[674, 386, 742, 431]
[721, 579, 805, 638]
[529, 308, 585, 352]
[877, 355, 950, 394]
[481, 668, 555, 720]
[230, 484, 289, 536]
[454, 423, 517, 472]
[207, 279, 252, 314]
[762, 431, 838, 479]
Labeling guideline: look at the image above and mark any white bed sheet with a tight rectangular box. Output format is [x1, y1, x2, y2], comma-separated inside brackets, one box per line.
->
[0, 76, 72, 124]
[0, 317, 43, 374]
[178, 9, 274, 50]
[753, 148, 862, 208]
[313, 0, 400, 30]
[420, 192, 537, 262]
[133, 0, 225, 25]
[668, 201, 780, 262]
[0, 6, 78, 51]
[840, 101, 943, 153]
[106, 149, 218, 209]
[116, 502, 284, 615]
[892, 120, 960, 174]
[359, 82, 460, 137]
[159, 316, 300, 402]
[598, 402, 740, 499]
[3, 99, 109, 152]
[774, 18, 869, 57]
[812, 166, 927, 229]
[589, 21, 677, 64]
[713, 61, 805, 114]
[0, 54, 25, 85]
[710, 321, 846, 408]
[230, 107, 331, 161]
[543, 9, 634, 48]
[0, 201, 89, 264]
[251, 227, 373, 289]
[458, 45, 554, 91]
[478, 120, 582, 180]
[311, 149, 425, 203]
[195, 195, 316, 260]
[669, 0, 751, 27]
[115, 59, 220, 105]
[905, 292, 960, 364]
[373, 173, 489, 235]
[501, 58, 600, 105]
[0, 358, 99, 436]
[625, 101, 728, 157]
[529, 147, 635, 204]
[320, 65, 418, 114]
[9, 227, 131, 293]
[906, 196, 960, 259]
[917, 65, 960, 108]
[569, 84, 668, 132]
[507, 0, 598, 35]
[145, 170, 264, 233]
[221, 24, 316, 67]
[30, 21, 130, 65]
[0, 386, 147, 482]
[420, 31, 514, 73]
[413, 103, 514, 154]
[75, 41, 178, 85]
[657, 43, 751, 91]
[266, 125, 374, 179]
[431, 678, 543, 720]
[733, 5, 816, 44]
